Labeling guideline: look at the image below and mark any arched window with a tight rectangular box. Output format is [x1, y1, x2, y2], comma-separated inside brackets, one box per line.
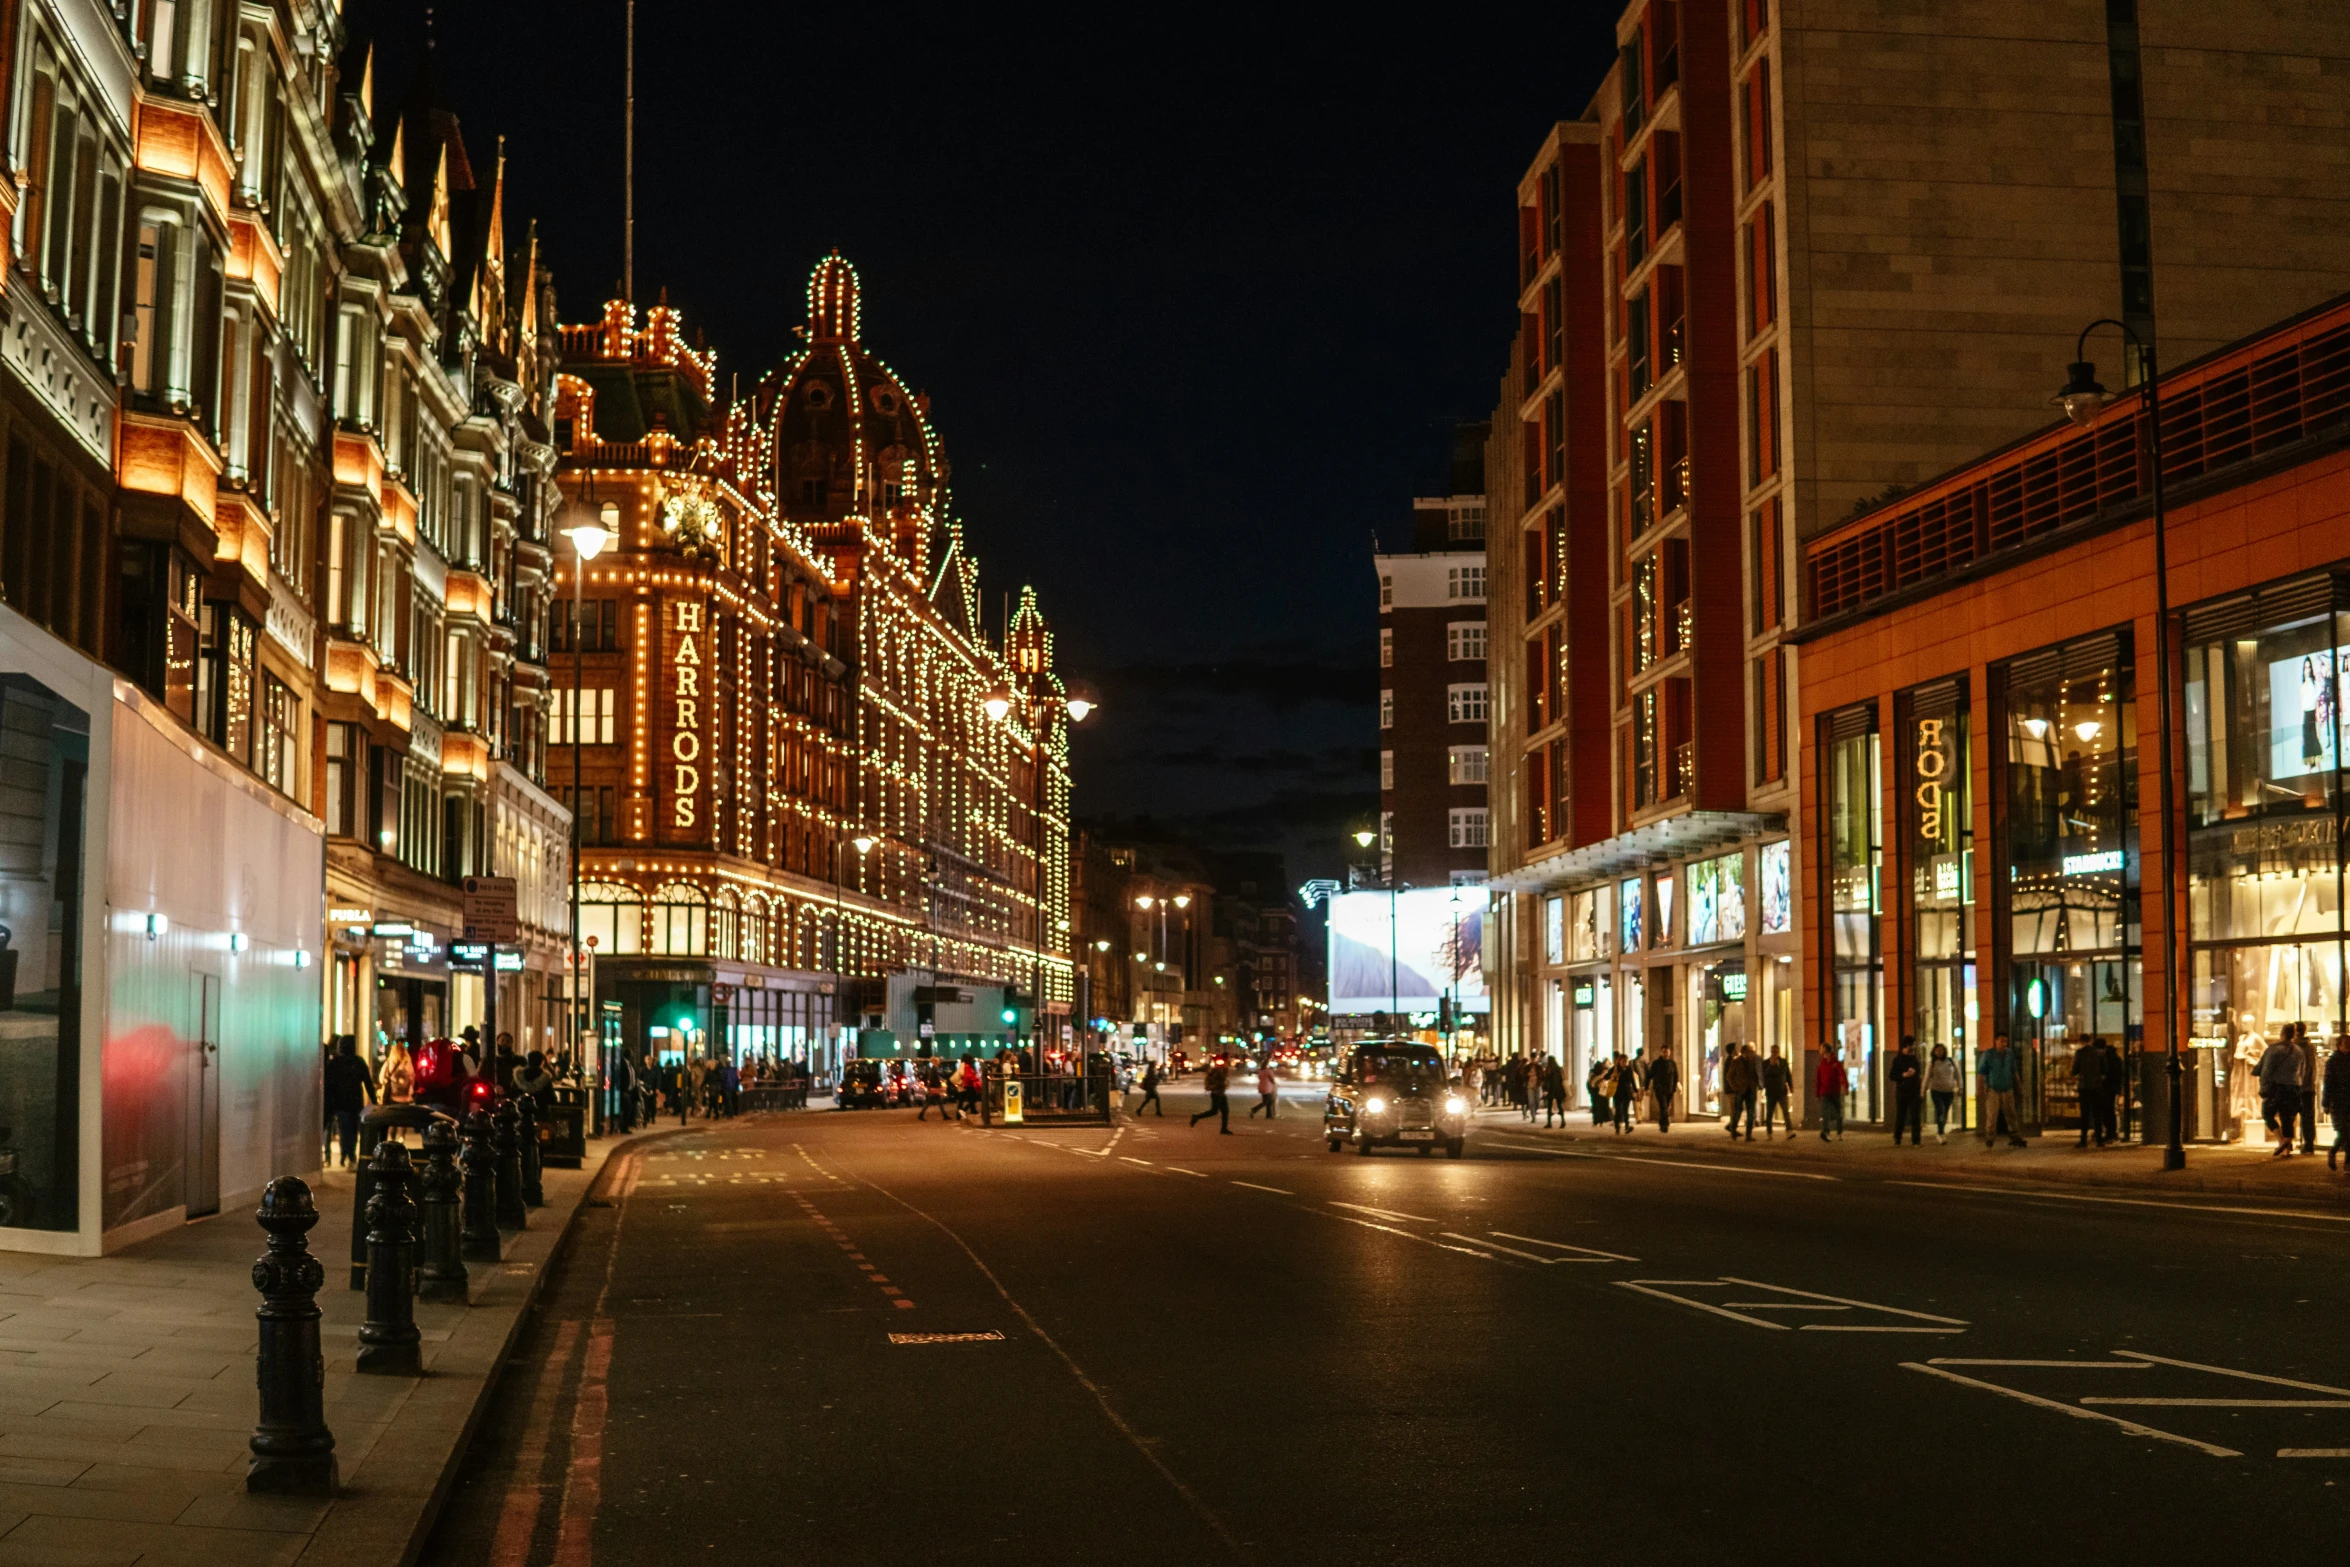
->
[649, 881, 708, 957]
[711, 887, 739, 962]
[578, 881, 641, 956]
[741, 893, 769, 968]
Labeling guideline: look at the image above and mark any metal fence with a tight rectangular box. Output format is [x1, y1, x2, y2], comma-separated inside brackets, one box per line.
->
[983, 1069, 1113, 1125]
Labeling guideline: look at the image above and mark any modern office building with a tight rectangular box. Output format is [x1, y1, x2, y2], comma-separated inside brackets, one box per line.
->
[1485, 0, 2350, 1126]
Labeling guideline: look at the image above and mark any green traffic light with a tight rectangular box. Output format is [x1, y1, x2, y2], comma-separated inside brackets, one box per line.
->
[1000, 1008, 1016, 1024]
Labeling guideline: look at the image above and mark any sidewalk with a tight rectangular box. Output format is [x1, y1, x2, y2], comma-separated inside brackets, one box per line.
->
[0, 1131, 643, 1567]
[1471, 1104, 2350, 1206]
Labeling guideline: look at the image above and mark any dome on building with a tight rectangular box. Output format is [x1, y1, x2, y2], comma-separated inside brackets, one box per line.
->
[759, 254, 947, 572]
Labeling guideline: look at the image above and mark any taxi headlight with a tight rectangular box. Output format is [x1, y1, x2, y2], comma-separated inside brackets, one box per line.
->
[1444, 1095, 1466, 1115]
[1364, 1097, 1387, 1116]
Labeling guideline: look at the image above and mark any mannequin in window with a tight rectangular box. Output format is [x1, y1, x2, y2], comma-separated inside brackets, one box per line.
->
[2231, 1012, 2267, 1129]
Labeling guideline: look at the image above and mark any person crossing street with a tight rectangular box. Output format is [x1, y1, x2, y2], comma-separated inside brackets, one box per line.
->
[1190, 1059, 1233, 1134]
[1248, 1059, 1279, 1119]
[1132, 1060, 1164, 1116]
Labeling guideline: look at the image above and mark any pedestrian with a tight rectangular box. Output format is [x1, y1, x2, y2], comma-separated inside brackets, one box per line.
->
[1586, 1055, 1611, 1127]
[1611, 1052, 1638, 1134]
[1889, 1035, 1923, 1146]
[322, 1036, 377, 1169]
[2073, 1037, 2112, 1148]
[1541, 1054, 1567, 1127]
[1925, 1042, 1960, 1143]
[514, 1050, 555, 1104]
[1133, 1060, 1164, 1116]
[1814, 1046, 1846, 1142]
[1190, 1059, 1233, 1134]
[493, 1032, 521, 1094]
[2258, 1025, 2305, 1157]
[1978, 1033, 2028, 1148]
[917, 1063, 950, 1122]
[1249, 1059, 1279, 1119]
[1760, 1045, 1793, 1138]
[2324, 1033, 2350, 1172]
[2298, 1022, 2322, 1155]
[1646, 1046, 1680, 1133]
[1724, 1043, 1758, 1140]
[1464, 1057, 1485, 1108]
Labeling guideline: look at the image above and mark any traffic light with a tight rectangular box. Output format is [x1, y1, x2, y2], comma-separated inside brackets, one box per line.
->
[1437, 996, 1454, 1033]
[1000, 1006, 1017, 1026]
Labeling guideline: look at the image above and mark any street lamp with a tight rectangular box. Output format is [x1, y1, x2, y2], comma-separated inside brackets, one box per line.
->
[559, 497, 614, 1117]
[2052, 320, 2185, 1172]
[832, 832, 875, 1077]
[986, 678, 1095, 1056]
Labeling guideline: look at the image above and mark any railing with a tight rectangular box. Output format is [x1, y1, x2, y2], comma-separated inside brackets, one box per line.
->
[742, 1083, 811, 1111]
[983, 1068, 1113, 1125]
[1806, 296, 2350, 622]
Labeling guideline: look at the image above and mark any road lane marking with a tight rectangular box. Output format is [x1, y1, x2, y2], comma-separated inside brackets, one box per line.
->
[1480, 1138, 1598, 1158]
[1490, 1231, 1639, 1262]
[1166, 1166, 1208, 1177]
[2111, 1350, 2350, 1397]
[1887, 1180, 2350, 1225]
[487, 1317, 583, 1566]
[1121, 1157, 1153, 1166]
[890, 1331, 1006, 1345]
[1931, 1359, 2149, 1369]
[1446, 1233, 1561, 1263]
[1901, 1361, 2241, 1458]
[1332, 1201, 1436, 1223]
[1329, 1214, 1417, 1239]
[1231, 1181, 1292, 1194]
[1799, 1324, 1964, 1334]
[1726, 1302, 1850, 1310]
[2083, 1397, 2350, 1408]
[1718, 1277, 1967, 1325]
[1617, 1281, 1789, 1331]
[2279, 1449, 2350, 1458]
[1605, 1155, 1835, 1181]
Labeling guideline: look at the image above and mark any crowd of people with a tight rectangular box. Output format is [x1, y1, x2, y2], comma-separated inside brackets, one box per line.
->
[318, 1027, 572, 1168]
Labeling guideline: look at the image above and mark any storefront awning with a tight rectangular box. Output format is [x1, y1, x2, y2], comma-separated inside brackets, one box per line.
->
[1488, 810, 1786, 895]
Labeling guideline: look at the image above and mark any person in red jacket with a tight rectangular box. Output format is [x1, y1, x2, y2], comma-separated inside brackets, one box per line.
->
[1814, 1046, 1848, 1142]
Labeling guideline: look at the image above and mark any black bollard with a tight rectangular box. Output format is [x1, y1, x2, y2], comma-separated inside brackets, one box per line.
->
[356, 1140, 422, 1375]
[492, 1101, 528, 1230]
[517, 1094, 546, 1208]
[248, 1177, 337, 1495]
[460, 1108, 502, 1261]
[416, 1118, 469, 1304]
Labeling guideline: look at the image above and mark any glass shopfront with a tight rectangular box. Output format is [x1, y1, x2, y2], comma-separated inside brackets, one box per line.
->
[1903, 681, 1978, 1125]
[2185, 577, 2347, 1144]
[2000, 634, 2140, 1134]
[1684, 851, 1746, 1115]
[1823, 707, 1882, 1121]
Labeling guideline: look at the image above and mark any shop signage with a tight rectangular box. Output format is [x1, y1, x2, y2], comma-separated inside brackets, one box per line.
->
[1718, 969, 1750, 1002]
[1571, 982, 1596, 1006]
[371, 920, 415, 938]
[1913, 716, 1951, 843]
[329, 907, 372, 926]
[450, 940, 492, 966]
[669, 599, 705, 832]
[494, 948, 524, 972]
[2063, 849, 2124, 875]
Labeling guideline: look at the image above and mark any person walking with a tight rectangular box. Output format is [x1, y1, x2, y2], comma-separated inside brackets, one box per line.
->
[1925, 1042, 1960, 1144]
[1648, 1046, 1681, 1134]
[1133, 1061, 1164, 1117]
[2324, 1033, 2350, 1172]
[1541, 1055, 1568, 1128]
[916, 1062, 948, 1121]
[1190, 1059, 1233, 1134]
[322, 1036, 377, 1169]
[1464, 1058, 1486, 1108]
[1814, 1046, 1847, 1142]
[1586, 1055, 1611, 1127]
[1889, 1036, 1923, 1146]
[1723, 1044, 1758, 1140]
[1610, 1052, 1638, 1134]
[1760, 1046, 1793, 1138]
[1249, 1059, 1279, 1119]
[2258, 1025, 2306, 1157]
[1979, 1033, 2028, 1148]
[2298, 1022, 2322, 1155]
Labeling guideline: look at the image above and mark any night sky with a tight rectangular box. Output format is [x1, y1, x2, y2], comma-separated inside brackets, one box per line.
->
[365, 1, 1616, 889]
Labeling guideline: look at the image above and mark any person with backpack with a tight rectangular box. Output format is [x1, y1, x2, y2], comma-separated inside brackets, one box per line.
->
[1586, 1055, 1612, 1127]
[1132, 1060, 1164, 1116]
[1190, 1059, 1233, 1134]
[1611, 1051, 1641, 1134]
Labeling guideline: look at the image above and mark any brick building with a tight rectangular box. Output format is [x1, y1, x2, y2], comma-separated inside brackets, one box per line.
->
[1376, 422, 1490, 888]
[1484, 0, 2350, 1125]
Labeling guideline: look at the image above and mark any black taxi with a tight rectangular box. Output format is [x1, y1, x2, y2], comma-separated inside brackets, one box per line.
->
[1323, 1040, 1468, 1157]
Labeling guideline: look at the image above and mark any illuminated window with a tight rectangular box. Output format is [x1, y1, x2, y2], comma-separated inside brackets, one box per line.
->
[1379, 628, 1392, 668]
[1380, 750, 1394, 790]
[1448, 745, 1489, 784]
[1379, 689, 1394, 730]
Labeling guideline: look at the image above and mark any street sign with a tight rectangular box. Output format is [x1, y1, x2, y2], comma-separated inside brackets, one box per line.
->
[1003, 1077, 1024, 1125]
[461, 875, 519, 942]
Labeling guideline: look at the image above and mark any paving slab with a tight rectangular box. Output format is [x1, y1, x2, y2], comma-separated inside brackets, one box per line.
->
[0, 1126, 659, 1567]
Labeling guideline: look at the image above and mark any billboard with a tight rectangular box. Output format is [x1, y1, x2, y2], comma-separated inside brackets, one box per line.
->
[1328, 888, 1487, 1015]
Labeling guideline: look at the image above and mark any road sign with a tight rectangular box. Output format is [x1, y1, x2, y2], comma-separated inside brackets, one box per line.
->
[461, 875, 519, 942]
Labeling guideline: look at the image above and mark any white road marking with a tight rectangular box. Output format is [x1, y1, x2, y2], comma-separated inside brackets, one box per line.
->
[1231, 1181, 1292, 1194]
[1166, 1166, 1208, 1178]
[1329, 1214, 1416, 1239]
[1605, 1154, 1835, 1182]
[1718, 1277, 1968, 1325]
[2083, 1397, 2350, 1409]
[1799, 1324, 1965, 1334]
[1617, 1281, 1788, 1330]
[2279, 1449, 2350, 1458]
[2111, 1349, 2350, 1397]
[1725, 1302, 1851, 1310]
[1901, 1361, 2241, 1458]
[1887, 1180, 2350, 1225]
[1444, 1233, 1564, 1264]
[1121, 1157, 1153, 1166]
[1489, 1231, 1639, 1262]
[1479, 1138, 1599, 1159]
[1930, 1359, 2149, 1370]
[1331, 1201, 1436, 1223]
[889, 1331, 1006, 1345]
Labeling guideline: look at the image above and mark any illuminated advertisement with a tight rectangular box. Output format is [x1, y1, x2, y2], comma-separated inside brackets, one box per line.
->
[1327, 888, 1487, 1014]
[2267, 647, 2349, 780]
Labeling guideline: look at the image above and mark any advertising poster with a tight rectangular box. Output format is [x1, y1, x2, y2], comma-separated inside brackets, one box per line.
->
[1327, 889, 1487, 1014]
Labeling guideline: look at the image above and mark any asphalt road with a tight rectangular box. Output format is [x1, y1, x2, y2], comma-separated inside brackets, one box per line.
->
[421, 1085, 2349, 1566]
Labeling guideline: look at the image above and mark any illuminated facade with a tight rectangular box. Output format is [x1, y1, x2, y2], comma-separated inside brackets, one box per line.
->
[558, 256, 1073, 1071]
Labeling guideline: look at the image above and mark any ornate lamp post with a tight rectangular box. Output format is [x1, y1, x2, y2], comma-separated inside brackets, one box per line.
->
[2052, 321, 2184, 1171]
[985, 679, 1094, 1056]
[831, 832, 875, 1076]
[559, 501, 614, 1118]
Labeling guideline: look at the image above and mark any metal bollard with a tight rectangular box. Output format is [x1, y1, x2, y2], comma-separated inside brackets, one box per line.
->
[355, 1141, 422, 1375]
[492, 1101, 528, 1230]
[517, 1095, 546, 1207]
[416, 1118, 469, 1304]
[248, 1177, 337, 1495]
[460, 1108, 502, 1261]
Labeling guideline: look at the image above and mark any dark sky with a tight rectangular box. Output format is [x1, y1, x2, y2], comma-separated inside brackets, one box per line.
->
[366, 1, 1616, 889]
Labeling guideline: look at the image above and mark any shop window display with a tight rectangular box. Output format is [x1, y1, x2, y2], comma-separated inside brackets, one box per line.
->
[1823, 707, 1881, 1121]
[1905, 680, 1979, 1125]
[0, 677, 86, 1231]
[2184, 580, 2348, 1144]
[1759, 839, 1791, 934]
[1685, 851, 1746, 947]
